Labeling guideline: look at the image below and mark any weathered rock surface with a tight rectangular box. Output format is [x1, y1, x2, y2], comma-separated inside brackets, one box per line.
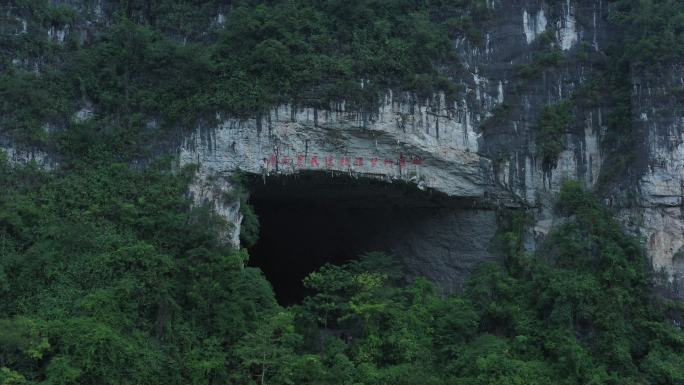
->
[0, 136, 53, 169]
[179, 0, 614, 288]
[246, 173, 498, 294]
[623, 64, 684, 285]
[180, 95, 494, 200]
[3, 0, 684, 292]
[178, 97, 504, 289]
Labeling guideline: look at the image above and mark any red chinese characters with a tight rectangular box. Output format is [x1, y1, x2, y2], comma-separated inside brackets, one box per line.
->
[264, 154, 424, 170]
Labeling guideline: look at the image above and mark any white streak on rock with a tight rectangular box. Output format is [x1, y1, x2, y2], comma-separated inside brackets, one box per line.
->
[558, 0, 578, 50]
[523, 9, 547, 44]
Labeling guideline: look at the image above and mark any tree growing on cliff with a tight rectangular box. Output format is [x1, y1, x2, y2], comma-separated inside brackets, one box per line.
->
[536, 102, 574, 169]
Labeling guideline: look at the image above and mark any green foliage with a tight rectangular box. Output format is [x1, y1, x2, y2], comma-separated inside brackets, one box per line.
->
[0, 69, 71, 145]
[69, 20, 213, 126]
[3, 146, 684, 385]
[480, 103, 511, 131]
[3, 1, 684, 384]
[572, 46, 636, 189]
[0, 153, 278, 385]
[536, 102, 574, 168]
[284, 184, 684, 384]
[0, 367, 27, 385]
[1, 0, 492, 149]
[516, 49, 565, 79]
[235, 311, 301, 384]
[229, 171, 260, 248]
[609, 0, 684, 65]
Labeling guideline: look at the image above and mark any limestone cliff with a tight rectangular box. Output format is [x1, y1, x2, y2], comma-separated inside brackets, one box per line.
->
[2, 0, 684, 292]
[178, 0, 616, 288]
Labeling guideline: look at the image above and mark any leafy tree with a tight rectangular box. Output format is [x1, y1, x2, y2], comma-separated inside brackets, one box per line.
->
[536, 102, 574, 169]
[235, 312, 300, 385]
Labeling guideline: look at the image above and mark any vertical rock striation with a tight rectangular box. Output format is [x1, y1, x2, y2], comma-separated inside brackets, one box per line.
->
[625, 64, 684, 287]
[3, 0, 684, 290]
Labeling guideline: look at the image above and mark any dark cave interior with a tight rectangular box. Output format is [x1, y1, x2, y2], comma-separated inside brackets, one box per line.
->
[246, 172, 470, 305]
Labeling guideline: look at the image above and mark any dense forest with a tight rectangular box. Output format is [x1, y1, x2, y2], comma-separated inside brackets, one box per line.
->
[2, 158, 684, 384]
[2, 0, 684, 384]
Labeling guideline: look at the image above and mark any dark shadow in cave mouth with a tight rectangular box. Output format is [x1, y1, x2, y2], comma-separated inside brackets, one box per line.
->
[246, 172, 477, 305]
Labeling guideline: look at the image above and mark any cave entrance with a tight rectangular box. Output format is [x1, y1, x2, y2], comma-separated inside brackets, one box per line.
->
[246, 172, 489, 305]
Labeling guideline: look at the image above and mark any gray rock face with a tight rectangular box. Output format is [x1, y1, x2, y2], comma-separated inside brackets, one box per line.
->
[178, 0, 616, 288]
[3, 0, 684, 291]
[624, 64, 684, 285]
[374, 208, 498, 292]
[471, 0, 609, 204]
[179, 99, 504, 288]
[246, 173, 498, 294]
[0, 136, 53, 169]
[181, 0, 613, 207]
[180, 96, 494, 199]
